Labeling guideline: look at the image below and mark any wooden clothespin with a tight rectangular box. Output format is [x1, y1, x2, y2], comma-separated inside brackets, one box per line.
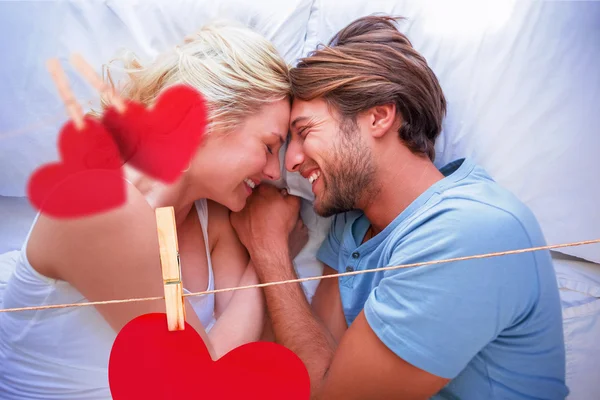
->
[156, 207, 186, 331]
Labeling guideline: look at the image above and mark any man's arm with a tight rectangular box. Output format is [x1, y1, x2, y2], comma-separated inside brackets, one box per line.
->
[229, 185, 349, 394]
[316, 311, 450, 400]
[230, 185, 449, 397]
[251, 244, 337, 395]
[261, 261, 346, 346]
[253, 245, 448, 399]
[310, 265, 347, 344]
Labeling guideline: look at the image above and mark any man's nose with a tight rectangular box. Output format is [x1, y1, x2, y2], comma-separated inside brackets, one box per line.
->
[285, 139, 304, 173]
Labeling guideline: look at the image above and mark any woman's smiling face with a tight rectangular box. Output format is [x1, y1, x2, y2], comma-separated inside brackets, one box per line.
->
[199, 98, 290, 212]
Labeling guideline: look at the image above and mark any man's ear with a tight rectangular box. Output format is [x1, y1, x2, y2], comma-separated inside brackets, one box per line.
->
[365, 103, 397, 138]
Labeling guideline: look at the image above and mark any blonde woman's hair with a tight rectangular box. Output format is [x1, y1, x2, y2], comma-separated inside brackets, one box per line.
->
[101, 19, 291, 133]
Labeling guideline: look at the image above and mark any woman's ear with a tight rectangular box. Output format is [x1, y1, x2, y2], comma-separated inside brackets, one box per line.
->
[367, 103, 397, 139]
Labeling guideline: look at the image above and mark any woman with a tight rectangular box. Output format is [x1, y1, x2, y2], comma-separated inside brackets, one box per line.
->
[0, 20, 304, 399]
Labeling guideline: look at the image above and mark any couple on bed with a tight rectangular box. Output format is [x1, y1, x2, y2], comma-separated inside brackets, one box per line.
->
[0, 15, 568, 400]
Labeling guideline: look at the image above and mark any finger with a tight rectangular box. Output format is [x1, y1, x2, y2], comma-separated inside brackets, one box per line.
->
[281, 188, 288, 197]
[46, 59, 85, 130]
[299, 218, 309, 234]
[285, 193, 301, 208]
[70, 53, 126, 113]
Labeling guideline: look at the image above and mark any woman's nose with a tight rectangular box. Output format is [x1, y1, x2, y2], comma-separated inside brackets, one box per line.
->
[263, 152, 281, 181]
[285, 140, 304, 173]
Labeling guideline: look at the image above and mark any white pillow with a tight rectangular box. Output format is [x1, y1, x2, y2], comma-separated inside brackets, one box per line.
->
[0, 0, 312, 197]
[302, 0, 600, 263]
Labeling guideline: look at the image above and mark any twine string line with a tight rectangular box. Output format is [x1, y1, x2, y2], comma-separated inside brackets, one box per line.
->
[1, 238, 598, 314]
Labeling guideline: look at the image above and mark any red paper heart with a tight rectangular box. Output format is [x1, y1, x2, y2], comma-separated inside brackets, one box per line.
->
[109, 313, 310, 400]
[102, 84, 208, 183]
[27, 117, 126, 218]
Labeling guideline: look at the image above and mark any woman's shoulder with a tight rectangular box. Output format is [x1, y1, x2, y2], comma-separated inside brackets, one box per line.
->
[26, 182, 153, 279]
[205, 200, 236, 250]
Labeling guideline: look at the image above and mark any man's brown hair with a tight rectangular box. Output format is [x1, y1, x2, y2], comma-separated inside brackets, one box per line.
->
[290, 15, 446, 161]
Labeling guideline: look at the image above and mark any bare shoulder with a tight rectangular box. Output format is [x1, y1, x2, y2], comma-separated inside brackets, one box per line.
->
[26, 181, 154, 280]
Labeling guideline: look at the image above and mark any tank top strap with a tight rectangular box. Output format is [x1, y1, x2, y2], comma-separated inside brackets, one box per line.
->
[193, 199, 214, 291]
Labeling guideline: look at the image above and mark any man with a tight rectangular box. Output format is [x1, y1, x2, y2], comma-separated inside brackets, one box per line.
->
[231, 15, 568, 399]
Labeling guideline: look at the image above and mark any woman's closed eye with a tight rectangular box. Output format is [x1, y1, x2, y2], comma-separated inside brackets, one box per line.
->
[265, 131, 284, 155]
[266, 141, 282, 155]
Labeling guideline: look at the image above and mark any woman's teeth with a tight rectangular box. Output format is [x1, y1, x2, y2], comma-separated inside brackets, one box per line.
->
[244, 178, 256, 189]
[308, 170, 321, 184]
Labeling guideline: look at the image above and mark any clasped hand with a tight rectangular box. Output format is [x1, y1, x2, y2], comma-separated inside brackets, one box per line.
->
[230, 184, 308, 264]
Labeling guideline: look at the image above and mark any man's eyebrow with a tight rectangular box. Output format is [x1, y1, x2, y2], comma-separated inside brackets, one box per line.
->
[290, 116, 309, 129]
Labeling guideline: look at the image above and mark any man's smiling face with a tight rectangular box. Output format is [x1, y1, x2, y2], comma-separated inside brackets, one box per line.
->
[285, 98, 376, 217]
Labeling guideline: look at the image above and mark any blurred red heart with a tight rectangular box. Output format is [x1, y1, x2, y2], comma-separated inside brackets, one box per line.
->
[27, 116, 126, 218]
[102, 84, 208, 183]
[109, 313, 310, 400]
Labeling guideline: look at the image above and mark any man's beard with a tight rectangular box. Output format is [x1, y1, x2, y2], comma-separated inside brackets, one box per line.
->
[314, 123, 377, 218]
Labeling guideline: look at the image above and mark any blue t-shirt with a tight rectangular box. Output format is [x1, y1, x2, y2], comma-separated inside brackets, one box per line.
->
[317, 158, 568, 399]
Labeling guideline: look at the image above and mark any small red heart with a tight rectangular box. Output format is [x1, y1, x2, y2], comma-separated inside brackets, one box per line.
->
[102, 85, 208, 183]
[109, 313, 310, 400]
[27, 117, 126, 218]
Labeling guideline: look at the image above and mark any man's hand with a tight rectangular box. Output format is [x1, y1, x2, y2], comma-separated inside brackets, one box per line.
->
[289, 218, 309, 260]
[230, 184, 301, 262]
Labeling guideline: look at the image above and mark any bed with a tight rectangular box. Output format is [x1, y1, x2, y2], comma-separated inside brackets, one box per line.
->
[0, 1, 598, 398]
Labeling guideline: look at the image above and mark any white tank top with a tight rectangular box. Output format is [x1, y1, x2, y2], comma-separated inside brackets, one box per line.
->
[0, 199, 215, 400]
